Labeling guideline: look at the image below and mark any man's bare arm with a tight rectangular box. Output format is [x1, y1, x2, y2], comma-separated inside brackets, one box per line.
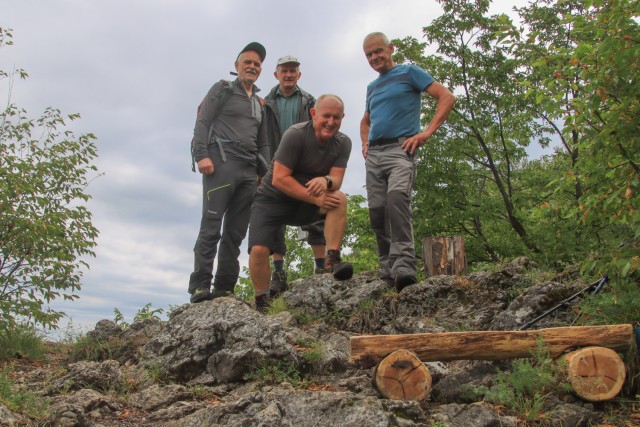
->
[360, 112, 371, 158]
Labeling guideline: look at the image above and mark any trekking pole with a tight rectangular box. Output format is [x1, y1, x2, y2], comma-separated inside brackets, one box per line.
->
[519, 275, 608, 330]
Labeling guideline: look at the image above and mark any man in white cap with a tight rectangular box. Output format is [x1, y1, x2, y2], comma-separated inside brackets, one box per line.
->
[188, 41, 270, 303]
[263, 56, 326, 297]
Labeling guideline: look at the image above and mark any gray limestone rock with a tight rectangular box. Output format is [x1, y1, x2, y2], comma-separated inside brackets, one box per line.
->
[143, 297, 299, 383]
[53, 360, 121, 393]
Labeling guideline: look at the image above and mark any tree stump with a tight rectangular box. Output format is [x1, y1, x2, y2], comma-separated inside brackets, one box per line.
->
[563, 346, 626, 402]
[373, 349, 432, 401]
[422, 236, 466, 276]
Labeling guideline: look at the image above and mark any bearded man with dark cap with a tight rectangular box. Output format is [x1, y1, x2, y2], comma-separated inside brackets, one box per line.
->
[188, 42, 271, 303]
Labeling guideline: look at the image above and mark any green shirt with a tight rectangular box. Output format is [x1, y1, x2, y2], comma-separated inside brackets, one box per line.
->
[275, 88, 301, 135]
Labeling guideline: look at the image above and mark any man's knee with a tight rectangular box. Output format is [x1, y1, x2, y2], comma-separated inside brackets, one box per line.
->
[319, 190, 347, 217]
[332, 190, 347, 213]
[250, 245, 271, 260]
[387, 190, 410, 208]
[334, 190, 347, 204]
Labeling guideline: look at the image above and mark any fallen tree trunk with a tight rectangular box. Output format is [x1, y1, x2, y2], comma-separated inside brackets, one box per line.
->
[350, 324, 635, 368]
[372, 349, 432, 401]
[562, 346, 626, 402]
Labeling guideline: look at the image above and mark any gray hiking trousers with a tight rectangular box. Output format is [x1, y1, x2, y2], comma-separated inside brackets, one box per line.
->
[189, 145, 257, 294]
[365, 140, 417, 281]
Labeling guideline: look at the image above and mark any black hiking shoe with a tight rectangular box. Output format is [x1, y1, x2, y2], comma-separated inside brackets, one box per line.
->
[255, 294, 270, 314]
[211, 285, 233, 299]
[190, 288, 212, 303]
[381, 276, 394, 288]
[394, 272, 417, 292]
[314, 266, 326, 275]
[269, 270, 288, 297]
[325, 249, 353, 280]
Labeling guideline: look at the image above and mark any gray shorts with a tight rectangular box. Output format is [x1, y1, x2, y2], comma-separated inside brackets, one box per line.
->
[248, 193, 324, 254]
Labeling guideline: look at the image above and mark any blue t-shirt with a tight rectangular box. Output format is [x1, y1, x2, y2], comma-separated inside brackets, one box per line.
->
[365, 64, 434, 141]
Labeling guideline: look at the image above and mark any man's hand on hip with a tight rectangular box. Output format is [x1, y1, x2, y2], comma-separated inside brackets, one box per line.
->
[402, 132, 431, 156]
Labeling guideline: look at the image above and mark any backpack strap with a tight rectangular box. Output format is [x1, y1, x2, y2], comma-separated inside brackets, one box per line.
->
[191, 80, 233, 172]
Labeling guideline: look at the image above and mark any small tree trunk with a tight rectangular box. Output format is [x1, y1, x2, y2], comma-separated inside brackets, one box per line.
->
[562, 346, 626, 402]
[422, 236, 466, 276]
[373, 349, 432, 401]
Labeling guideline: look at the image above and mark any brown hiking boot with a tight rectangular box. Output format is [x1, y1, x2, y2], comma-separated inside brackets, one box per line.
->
[325, 250, 353, 280]
[394, 271, 417, 292]
[255, 294, 270, 314]
[269, 270, 288, 297]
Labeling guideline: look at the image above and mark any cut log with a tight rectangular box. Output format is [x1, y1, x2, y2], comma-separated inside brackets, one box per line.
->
[422, 236, 466, 276]
[562, 346, 626, 402]
[350, 324, 635, 368]
[373, 349, 432, 401]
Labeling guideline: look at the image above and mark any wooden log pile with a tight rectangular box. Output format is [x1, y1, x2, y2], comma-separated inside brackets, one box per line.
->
[350, 325, 635, 402]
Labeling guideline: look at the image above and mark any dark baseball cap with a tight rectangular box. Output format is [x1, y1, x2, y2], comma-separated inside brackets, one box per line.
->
[239, 42, 266, 62]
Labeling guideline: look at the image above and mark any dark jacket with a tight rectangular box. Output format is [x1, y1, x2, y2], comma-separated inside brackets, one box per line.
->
[192, 79, 269, 174]
[264, 85, 315, 157]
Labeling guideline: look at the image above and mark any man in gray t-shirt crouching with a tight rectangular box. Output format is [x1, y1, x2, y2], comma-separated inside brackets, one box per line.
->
[248, 94, 353, 312]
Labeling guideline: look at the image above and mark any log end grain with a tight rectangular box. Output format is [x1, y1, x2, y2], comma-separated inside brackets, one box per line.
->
[564, 346, 626, 402]
[374, 349, 432, 401]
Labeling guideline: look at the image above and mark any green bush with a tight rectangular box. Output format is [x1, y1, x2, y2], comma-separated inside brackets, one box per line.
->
[0, 323, 45, 361]
[68, 334, 112, 362]
[474, 341, 570, 421]
[243, 360, 309, 388]
[577, 277, 640, 326]
[1, 27, 99, 332]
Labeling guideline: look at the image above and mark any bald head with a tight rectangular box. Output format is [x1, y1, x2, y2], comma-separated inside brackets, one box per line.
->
[311, 94, 345, 142]
[316, 94, 344, 110]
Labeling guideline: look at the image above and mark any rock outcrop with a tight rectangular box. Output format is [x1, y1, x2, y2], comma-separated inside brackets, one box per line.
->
[2, 259, 626, 427]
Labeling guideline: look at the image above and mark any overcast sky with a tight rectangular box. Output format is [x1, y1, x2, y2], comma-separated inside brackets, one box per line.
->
[2, 0, 521, 334]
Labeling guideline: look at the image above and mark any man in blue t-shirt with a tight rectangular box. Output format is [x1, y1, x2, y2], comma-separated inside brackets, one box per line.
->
[360, 32, 456, 291]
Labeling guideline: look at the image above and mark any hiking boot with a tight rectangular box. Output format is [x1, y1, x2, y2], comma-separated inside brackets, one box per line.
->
[314, 266, 326, 275]
[190, 288, 212, 303]
[269, 270, 288, 297]
[255, 294, 270, 314]
[211, 288, 234, 299]
[325, 249, 353, 280]
[394, 272, 417, 292]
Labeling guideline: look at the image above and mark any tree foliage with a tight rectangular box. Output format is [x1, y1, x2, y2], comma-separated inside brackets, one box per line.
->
[393, 0, 552, 264]
[390, 0, 638, 280]
[497, 0, 640, 278]
[0, 28, 99, 331]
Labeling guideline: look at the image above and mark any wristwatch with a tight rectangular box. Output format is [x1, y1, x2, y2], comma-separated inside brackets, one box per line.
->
[324, 175, 333, 189]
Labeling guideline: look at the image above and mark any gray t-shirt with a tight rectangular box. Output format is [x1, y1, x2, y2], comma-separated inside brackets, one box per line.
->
[258, 121, 351, 200]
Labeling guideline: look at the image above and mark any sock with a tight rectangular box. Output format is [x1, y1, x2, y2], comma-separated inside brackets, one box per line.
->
[273, 260, 284, 272]
[315, 258, 325, 269]
[255, 288, 270, 297]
